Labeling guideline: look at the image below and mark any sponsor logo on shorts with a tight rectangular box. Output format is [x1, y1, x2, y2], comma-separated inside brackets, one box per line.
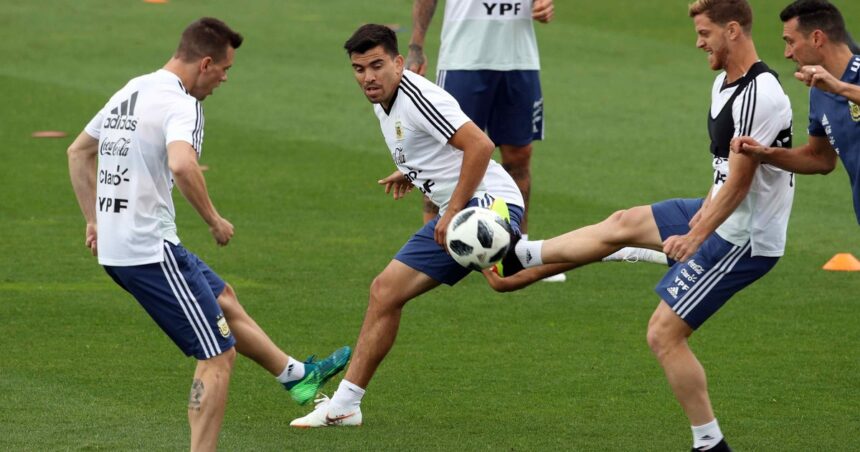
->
[216, 314, 231, 338]
[688, 260, 705, 275]
[680, 268, 698, 282]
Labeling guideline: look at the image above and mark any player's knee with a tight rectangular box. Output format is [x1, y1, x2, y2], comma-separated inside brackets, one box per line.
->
[501, 145, 533, 170]
[202, 347, 237, 371]
[217, 284, 244, 315]
[369, 274, 406, 311]
[646, 318, 685, 360]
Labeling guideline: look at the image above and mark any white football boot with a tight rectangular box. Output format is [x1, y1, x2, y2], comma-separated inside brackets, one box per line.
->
[290, 394, 362, 428]
[603, 247, 668, 265]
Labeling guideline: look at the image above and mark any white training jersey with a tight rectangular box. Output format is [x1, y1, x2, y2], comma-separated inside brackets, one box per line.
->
[374, 71, 524, 213]
[709, 69, 794, 257]
[438, 0, 540, 71]
[85, 69, 203, 266]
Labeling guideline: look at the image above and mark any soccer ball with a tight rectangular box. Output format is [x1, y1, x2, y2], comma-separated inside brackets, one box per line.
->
[446, 207, 512, 270]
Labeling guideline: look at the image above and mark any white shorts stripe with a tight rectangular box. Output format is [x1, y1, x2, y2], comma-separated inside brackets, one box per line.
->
[162, 244, 222, 357]
[436, 69, 446, 89]
[676, 242, 751, 318]
[159, 261, 215, 358]
[672, 243, 743, 315]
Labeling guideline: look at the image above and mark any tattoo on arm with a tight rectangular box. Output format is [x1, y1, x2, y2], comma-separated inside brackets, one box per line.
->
[188, 378, 204, 411]
[411, 0, 438, 45]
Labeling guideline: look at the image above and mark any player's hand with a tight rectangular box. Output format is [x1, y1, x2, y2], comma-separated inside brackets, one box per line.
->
[378, 171, 413, 200]
[209, 216, 234, 246]
[435, 209, 455, 247]
[405, 44, 427, 76]
[730, 136, 766, 158]
[795, 65, 842, 93]
[481, 266, 527, 292]
[533, 0, 554, 23]
[662, 233, 703, 263]
[85, 222, 98, 256]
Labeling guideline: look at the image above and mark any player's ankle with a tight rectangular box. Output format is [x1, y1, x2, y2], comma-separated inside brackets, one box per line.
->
[515, 239, 543, 268]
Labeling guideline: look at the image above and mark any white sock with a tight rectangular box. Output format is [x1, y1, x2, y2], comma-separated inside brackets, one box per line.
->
[691, 418, 724, 450]
[515, 239, 543, 268]
[330, 379, 365, 409]
[521, 233, 529, 241]
[276, 356, 305, 384]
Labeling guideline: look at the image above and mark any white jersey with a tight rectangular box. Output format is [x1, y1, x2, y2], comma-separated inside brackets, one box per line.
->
[85, 69, 203, 266]
[374, 71, 524, 213]
[709, 69, 794, 257]
[438, 0, 540, 71]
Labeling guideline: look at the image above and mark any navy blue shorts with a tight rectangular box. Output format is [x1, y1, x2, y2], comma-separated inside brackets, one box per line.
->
[437, 69, 543, 146]
[104, 241, 236, 359]
[395, 196, 524, 286]
[651, 198, 779, 329]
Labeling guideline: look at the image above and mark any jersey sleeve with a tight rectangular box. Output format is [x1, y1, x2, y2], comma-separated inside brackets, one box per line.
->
[807, 90, 827, 137]
[83, 106, 106, 140]
[732, 74, 792, 146]
[400, 74, 470, 144]
[164, 95, 203, 152]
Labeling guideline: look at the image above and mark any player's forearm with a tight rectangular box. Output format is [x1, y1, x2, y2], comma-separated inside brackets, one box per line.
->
[690, 184, 748, 241]
[836, 81, 860, 105]
[409, 0, 438, 48]
[761, 143, 836, 175]
[449, 143, 493, 213]
[172, 166, 221, 227]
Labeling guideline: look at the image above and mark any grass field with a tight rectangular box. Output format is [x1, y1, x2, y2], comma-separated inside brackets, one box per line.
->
[2, 0, 859, 450]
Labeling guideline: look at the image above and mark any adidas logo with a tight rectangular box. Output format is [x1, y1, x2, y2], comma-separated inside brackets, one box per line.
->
[667, 286, 679, 298]
[699, 435, 714, 441]
[287, 363, 295, 376]
[103, 91, 139, 131]
[525, 250, 533, 263]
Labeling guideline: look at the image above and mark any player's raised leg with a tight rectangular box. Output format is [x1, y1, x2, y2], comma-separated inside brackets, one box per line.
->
[188, 348, 236, 452]
[502, 205, 664, 276]
[215, 283, 351, 405]
[291, 260, 440, 427]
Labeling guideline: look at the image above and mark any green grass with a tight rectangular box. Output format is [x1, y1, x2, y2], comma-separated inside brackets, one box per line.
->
[2, 0, 859, 450]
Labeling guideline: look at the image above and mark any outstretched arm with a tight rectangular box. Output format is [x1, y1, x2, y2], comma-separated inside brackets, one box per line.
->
[731, 135, 838, 175]
[481, 263, 575, 292]
[406, 0, 439, 75]
[67, 131, 100, 256]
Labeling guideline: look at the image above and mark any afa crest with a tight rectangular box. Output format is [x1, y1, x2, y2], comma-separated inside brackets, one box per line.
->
[849, 101, 860, 122]
[216, 315, 231, 338]
[395, 120, 404, 140]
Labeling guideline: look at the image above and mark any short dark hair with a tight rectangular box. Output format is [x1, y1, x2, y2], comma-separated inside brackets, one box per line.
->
[688, 0, 753, 33]
[344, 24, 399, 57]
[175, 17, 243, 63]
[780, 0, 849, 44]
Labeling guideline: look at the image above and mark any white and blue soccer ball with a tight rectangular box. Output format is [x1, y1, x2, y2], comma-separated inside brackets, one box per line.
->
[446, 207, 512, 270]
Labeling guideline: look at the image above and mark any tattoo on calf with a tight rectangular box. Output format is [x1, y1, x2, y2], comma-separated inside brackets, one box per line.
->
[188, 378, 204, 411]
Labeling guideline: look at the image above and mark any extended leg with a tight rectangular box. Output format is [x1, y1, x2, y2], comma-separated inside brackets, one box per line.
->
[217, 283, 286, 376]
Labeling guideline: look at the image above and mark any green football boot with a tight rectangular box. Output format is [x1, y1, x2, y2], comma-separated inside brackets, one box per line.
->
[284, 345, 352, 405]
